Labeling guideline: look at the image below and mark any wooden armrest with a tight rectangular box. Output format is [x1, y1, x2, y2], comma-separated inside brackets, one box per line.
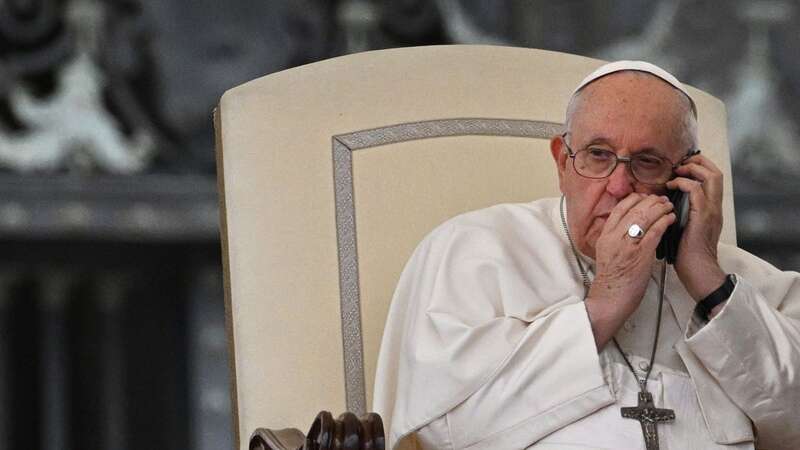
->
[250, 427, 305, 450]
[250, 411, 385, 450]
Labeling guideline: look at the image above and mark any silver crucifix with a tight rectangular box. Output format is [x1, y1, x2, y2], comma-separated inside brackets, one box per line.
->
[621, 391, 675, 450]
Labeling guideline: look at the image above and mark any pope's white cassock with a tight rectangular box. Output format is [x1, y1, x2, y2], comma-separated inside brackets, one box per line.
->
[373, 197, 800, 450]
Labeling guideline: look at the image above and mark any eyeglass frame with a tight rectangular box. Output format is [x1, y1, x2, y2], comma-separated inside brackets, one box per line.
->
[560, 132, 700, 186]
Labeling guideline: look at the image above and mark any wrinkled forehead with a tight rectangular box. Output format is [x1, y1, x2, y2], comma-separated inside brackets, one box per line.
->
[568, 72, 696, 154]
[571, 61, 697, 117]
[577, 71, 692, 115]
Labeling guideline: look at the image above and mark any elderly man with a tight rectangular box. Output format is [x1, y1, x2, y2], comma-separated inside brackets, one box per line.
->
[374, 61, 800, 450]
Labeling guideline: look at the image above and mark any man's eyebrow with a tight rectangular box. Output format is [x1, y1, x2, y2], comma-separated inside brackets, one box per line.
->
[631, 146, 668, 157]
[585, 137, 614, 147]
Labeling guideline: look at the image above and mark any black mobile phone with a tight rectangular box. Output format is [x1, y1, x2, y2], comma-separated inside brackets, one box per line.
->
[656, 188, 689, 264]
[656, 149, 700, 264]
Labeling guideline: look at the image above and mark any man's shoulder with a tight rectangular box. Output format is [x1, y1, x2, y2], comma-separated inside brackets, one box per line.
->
[435, 197, 560, 234]
[717, 242, 785, 277]
[419, 197, 564, 256]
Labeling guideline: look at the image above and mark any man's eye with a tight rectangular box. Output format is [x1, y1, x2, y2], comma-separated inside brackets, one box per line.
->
[586, 148, 612, 160]
[636, 154, 665, 167]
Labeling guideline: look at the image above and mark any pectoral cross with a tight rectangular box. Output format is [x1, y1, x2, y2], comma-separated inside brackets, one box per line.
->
[621, 391, 675, 450]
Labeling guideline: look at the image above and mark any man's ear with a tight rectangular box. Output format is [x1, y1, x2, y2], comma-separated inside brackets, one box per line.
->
[550, 135, 568, 192]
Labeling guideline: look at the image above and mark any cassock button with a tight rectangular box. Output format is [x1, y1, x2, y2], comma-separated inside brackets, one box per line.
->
[624, 321, 634, 331]
[638, 361, 650, 372]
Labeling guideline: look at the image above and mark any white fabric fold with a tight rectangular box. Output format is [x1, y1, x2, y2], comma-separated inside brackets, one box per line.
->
[685, 246, 800, 450]
[374, 198, 799, 449]
[374, 199, 608, 448]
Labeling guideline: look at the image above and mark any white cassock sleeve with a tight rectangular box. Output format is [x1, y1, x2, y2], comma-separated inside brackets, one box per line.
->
[685, 244, 800, 450]
[373, 203, 616, 450]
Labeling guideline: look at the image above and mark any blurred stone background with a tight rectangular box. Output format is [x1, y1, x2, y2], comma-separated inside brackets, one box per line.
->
[0, 0, 798, 449]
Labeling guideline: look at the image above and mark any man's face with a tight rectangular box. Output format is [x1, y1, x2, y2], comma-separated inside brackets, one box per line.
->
[550, 72, 693, 258]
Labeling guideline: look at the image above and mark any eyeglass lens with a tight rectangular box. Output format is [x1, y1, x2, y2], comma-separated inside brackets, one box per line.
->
[574, 149, 672, 184]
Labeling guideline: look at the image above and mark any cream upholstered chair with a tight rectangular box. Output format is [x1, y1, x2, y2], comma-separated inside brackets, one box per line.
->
[214, 45, 736, 450]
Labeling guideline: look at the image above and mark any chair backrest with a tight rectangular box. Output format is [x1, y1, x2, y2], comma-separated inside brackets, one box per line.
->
[214, 45, 735, 449]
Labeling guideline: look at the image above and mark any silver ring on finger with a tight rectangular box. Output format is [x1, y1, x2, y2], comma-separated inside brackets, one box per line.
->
[627, 223, 645, 239]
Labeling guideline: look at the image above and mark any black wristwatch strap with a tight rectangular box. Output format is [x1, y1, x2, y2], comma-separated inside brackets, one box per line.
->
[696, 274, 736, 321]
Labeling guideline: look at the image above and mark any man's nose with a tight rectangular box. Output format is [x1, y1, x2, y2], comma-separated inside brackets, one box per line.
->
[605, 162, 635, 199]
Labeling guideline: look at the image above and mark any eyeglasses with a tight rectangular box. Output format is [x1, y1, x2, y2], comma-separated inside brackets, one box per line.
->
[561, 133, 699, 185]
